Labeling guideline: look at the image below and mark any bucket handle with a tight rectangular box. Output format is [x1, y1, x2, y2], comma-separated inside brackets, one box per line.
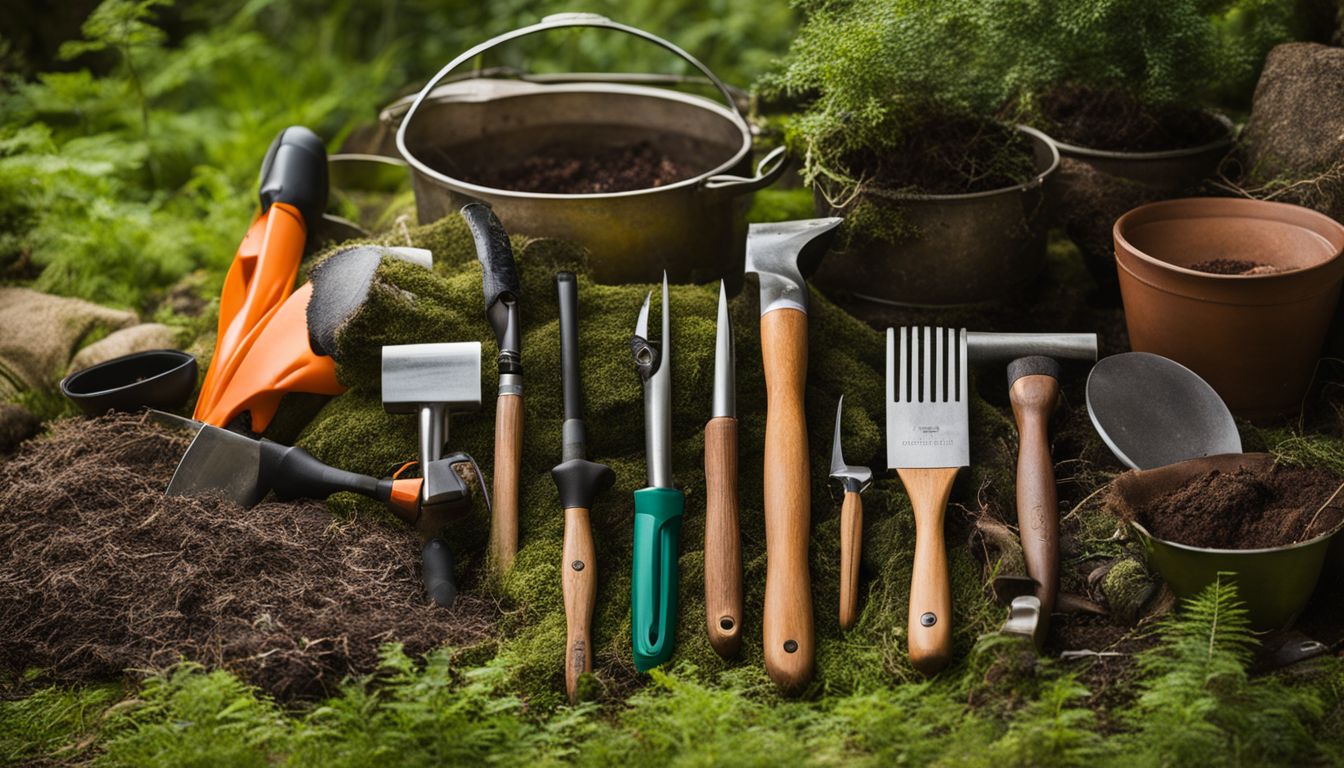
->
[702, 145, 789, 193]
[396, 13, 746, 167]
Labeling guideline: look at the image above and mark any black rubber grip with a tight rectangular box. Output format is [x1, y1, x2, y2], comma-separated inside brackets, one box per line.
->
[1007, 355, 1061, 387]
[556, 272, 582, 423]
[551, 458, 615, 511]
[258, 440, 386, 503]
[422, 538, 457, 608]
[258, 126, 328, 226]
[462, 203, 520, 308]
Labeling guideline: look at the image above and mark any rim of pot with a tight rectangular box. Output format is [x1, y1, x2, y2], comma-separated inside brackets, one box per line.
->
[1047, 112, 1234, 161]
[1114, 196, 1344, 280]
[1130, 516, 1344, 556]
[398, 82, 754, 201]
[847, 125, 1061, 204]
[60, 349, 196, 399]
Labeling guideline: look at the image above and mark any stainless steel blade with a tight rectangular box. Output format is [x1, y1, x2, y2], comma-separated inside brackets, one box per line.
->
[744, 218, 843, 315]
[165, 424, 267, 507]
[885, 327, 970, 470]
[645, 274, 673, 488]
[711, 280, 734, 419]
[829, 395, 872, 490]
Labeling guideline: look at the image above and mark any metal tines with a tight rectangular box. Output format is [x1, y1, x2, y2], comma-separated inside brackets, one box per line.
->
[886, 326, 970, 470]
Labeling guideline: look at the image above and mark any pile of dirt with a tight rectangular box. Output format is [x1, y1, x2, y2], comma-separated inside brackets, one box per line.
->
[469, 141, 686, 194]
[1035, 84, 1228, 153]
[1131, 464, 1344, 549]
[0, 414, 495, 699]
[1187, 258, 1286, 276]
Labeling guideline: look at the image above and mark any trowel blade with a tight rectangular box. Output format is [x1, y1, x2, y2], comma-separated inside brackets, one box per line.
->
[165, 423, 268, 507]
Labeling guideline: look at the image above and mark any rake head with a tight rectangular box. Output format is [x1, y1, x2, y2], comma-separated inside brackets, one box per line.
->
[885, 327, 970, 470]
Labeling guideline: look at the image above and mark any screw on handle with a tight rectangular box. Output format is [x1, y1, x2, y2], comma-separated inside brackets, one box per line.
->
[897, 466, 959, 676]
[703, 416, 742, 658]
[562, 506, 596, 703]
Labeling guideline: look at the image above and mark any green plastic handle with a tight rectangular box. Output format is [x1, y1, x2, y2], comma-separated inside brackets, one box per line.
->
[631, 486, 683, 672]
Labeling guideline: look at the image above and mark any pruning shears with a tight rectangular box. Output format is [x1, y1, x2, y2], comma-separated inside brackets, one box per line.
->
[630, 273, 683, 672]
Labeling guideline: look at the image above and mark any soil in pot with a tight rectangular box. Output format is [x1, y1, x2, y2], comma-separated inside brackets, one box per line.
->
[1034, 84, 1227, 153]
[1188, 258, 1291, 276]
[1122, 463, 1344, 549]
[467, 140, 687, 194]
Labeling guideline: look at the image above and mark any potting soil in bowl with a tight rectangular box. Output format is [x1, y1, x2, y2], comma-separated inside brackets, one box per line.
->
[466, 140, 688, 194]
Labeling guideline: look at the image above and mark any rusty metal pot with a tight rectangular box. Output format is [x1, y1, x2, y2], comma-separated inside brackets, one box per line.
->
[811, 126, 1059, 306]
[386, 14, 785, 285]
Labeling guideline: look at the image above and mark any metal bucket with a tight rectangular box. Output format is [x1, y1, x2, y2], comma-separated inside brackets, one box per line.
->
[385, 14, 785, 285]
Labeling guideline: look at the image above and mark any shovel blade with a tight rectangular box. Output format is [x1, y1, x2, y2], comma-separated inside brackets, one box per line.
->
[166, 424, 268, 507]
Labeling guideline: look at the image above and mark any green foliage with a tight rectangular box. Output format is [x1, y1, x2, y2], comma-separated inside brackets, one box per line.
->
[0, 676, 120, 764]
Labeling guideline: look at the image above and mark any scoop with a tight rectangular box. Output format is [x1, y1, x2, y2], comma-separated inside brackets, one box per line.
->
[1086, 352, 1241, 470]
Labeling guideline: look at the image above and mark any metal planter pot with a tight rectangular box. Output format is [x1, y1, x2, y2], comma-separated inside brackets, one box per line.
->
[1110, 453, 1342, 630]
[811, 126, 1060, 306]
[385, 14, 785, 285]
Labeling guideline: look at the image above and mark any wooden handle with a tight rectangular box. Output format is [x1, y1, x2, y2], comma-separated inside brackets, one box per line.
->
[759, 309, 814, 691]
[838, 490, 863, 631]
[1010, 375, 1060, 622]
[490, 392, 523, 575]
[897, 466, 959, 676]
[704, 416, 743, 658]
[562, 506, 595, 703]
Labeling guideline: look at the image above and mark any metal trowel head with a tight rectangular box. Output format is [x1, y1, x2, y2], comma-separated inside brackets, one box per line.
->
[165, 423, 267, 507]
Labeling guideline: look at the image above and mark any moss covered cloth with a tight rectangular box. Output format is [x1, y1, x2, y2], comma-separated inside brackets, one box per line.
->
[284, 216, 1010, 705]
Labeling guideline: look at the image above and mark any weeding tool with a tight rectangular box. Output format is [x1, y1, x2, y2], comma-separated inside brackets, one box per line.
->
[630, 274, 684, 672]
[886, 326, 969, 675]
[195, 127, 327, 421]
[704, 280, 742, 658]
[829, 396, 872, 631]
[463, 202, 524, 575]
[382, 342, 483, 607]
[550, 272, 615, 703]
[744, 216, 842, 691]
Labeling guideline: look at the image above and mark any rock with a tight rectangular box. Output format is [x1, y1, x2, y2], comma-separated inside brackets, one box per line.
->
[69, 324, 178, 373]
[0, 288, 137, 399]
[0, 404, 39, 453]
[1241, 43, 1344, 222]
[1099, 558, 1157, 624]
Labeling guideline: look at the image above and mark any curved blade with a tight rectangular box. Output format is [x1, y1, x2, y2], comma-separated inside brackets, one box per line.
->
[829, 395, 872, 489]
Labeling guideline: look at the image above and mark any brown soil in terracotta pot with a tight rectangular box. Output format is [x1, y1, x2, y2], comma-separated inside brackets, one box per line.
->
[1188, 258, 1290, 275]
[1123, 463, 1344, 549]
[470, 140, 686, 194]
[834, 115, 1038, 196]
[1035, 85, 1227, 152]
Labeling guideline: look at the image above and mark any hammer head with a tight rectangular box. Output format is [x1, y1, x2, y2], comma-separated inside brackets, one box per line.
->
[744, 217, 842, 315]
[381, 342, 482, 413]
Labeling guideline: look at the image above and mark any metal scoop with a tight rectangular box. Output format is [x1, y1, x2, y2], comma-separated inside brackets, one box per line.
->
[1086, 352, 1241, 470]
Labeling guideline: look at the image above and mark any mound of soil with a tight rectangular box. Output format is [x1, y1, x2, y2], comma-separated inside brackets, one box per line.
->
[837, 115, 1039, 197]
[1188, 258, 1286, 276]
[1036, 85, 1228, 153]
[470, 141, 686, 194]
[1133, 464, 1344, 549]
[0, 414, 494, 699]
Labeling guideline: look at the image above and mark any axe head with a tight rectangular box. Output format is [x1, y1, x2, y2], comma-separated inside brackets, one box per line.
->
[744, 217, 842, 315]
[381, 342, 482, 414]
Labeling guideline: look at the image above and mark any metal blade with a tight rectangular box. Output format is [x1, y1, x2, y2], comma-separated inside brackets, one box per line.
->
[885, 326, 970, 470]
[635, 291, 651, 340]
[829, 395, 873, 489]
[744, 217, 842, 316]
[165, 424, 268, 507]
[830, 395, 847, 478]
[711, 280, 734, 419]
[645, 274, 673, 488]
[146, 409, 203, 433]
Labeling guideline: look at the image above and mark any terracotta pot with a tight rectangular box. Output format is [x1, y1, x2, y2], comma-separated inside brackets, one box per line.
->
[1114, 197, 1344, 421]
[810, 125, 1059, 306]
[1109, 453, 1342, 630]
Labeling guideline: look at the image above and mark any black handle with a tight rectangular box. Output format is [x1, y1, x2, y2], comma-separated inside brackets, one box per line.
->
[258, 440, 390, 504]
[258, 126, 329, 226]
[422, 538, 457, 607]
[463, 203, 521, 309]
[556, 272, 583, 428]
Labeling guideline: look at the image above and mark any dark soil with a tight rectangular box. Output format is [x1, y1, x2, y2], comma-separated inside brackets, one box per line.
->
[836, 115, 1039, 196]
[1133, 465, 1344, 549]
[1035, 84, 1228, 153]
[470, 141, 686, 194]
[0, 413, 495, 700]
[1188, 258, 1286, 276]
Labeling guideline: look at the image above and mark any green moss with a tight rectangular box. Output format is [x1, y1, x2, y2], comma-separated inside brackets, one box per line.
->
[1100, 559, 1155, 624]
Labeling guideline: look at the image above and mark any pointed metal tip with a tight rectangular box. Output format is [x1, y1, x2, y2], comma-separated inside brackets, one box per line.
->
[830, 397, 846, 477]
[635, 292, 651, 338]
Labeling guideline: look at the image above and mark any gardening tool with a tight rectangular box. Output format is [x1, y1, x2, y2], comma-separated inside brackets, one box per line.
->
[550, 272, 615, 703]
[463, 202, 524, 575]
[1000, 356, 1062, 650]
[886, 326, 970, 675]
[1086, 351, 1241, 470]
[61, 350, 197, 416]
[381, 342, 483, 607]
[630, 274, 684, 672]
[830, 395, 872, 631]
[195, 126, 328, 420]
[704, 280, 742, 659]
[745, 216, 843, 691]
[197, 245, 432, 431]
[387, 13, 788, 284]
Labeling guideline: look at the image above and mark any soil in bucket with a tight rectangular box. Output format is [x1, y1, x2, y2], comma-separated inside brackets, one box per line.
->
[1121, 463, 1344, 549]
[1034, 84, 1227, 153]
[469, 140, 687, 194]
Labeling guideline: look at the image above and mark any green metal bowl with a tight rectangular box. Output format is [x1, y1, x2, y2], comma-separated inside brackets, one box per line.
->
[1113, 453, 1343, 630]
